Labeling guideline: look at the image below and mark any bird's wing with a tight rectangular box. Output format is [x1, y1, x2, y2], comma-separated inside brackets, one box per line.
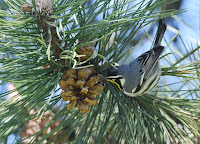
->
[133, 20, 166, 92]
[137, 46, 164, 81]
[138, 18, 166, 83]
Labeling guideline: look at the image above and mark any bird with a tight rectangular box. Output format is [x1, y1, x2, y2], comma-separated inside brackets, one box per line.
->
[106, 19, 167, 97]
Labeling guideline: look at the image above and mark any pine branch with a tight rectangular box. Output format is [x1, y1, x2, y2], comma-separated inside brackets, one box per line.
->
[0, 0, 199, 143]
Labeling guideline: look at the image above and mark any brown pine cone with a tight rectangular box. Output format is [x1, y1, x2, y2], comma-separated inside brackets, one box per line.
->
[20, 109, 74, 143]
[21, 0, 52, 15]
[77, 43, 95, 61]
[59, 68, 104, 113]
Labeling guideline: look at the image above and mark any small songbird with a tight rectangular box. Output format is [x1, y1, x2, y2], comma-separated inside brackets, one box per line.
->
[107, 19, 167, 97]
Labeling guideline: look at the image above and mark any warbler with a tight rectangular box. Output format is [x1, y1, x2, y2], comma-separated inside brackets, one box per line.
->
[107, 19, 167, 97]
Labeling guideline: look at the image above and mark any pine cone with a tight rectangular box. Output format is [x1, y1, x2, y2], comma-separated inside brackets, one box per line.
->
[21, 4, 32, 12]
[21, 0, 52, 15]
[59, 68, 104, 113]
[77, 43, 95, 61]
[20, 109, 74, 144]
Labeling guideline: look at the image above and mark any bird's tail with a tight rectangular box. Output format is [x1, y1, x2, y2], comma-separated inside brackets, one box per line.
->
[153, 19, 167, 47]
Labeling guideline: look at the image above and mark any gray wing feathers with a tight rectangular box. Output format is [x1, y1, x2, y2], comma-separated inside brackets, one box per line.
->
[138, 19, 166, 80]
[137, 46, 164, 79]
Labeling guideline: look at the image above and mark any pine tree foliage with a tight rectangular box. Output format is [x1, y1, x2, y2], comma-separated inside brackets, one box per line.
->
[0, 0, 199, 143]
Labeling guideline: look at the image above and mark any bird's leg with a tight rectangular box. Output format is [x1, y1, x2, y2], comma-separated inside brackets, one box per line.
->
[153, 87, 159, 109]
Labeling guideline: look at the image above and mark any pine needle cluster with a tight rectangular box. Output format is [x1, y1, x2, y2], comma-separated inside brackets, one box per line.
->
[0, 0, 199, 143]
